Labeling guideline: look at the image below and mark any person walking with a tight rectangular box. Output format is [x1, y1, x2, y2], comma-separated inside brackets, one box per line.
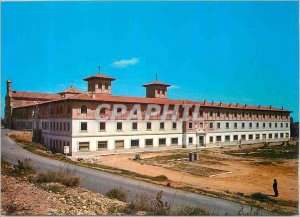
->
[273, 179, 279, 197]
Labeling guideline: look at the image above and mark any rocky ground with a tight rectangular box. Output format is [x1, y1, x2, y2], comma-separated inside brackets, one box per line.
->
[1, 175, 126, 215]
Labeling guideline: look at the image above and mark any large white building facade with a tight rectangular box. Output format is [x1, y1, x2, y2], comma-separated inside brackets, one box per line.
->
[9, 73, 292, 156]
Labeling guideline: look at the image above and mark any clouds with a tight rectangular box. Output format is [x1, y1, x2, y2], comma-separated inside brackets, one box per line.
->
[112, 58, 139, 68]
[169, 85, 180, 89]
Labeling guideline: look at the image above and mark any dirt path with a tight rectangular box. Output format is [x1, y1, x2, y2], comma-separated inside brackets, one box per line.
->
[98, 149, 298, 202]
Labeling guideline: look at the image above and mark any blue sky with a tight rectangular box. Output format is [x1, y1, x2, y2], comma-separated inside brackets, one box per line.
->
[2, 1, 299, 121]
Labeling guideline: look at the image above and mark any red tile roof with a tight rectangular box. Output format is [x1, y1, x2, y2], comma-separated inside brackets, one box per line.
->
[143, 81, 171, 87]
[58, 86, 84, 94]
[83, 73, 116, 81]
[11, 91, 60, 100]
[14, 92, 291, 113]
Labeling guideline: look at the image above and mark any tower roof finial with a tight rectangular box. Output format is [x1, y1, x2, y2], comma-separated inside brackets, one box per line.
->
[98, 66, 101, 74]
[155, 73, 158, 81]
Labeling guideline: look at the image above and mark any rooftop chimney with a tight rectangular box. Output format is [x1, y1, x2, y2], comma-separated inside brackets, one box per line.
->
[6, 80, 12, 94]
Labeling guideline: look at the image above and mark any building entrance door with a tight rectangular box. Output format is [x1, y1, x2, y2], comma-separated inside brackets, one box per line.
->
[199, 136, 204, 146]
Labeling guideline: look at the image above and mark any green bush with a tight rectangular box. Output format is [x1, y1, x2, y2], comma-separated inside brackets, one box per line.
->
[106, 188, 127, 202]
[123, 191, 170, 215]
[13, 159, 35, 175]
[36, 169, 80, 187]
[174, 206, 208, 215]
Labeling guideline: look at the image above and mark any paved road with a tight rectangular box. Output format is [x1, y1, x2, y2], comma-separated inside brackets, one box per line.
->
[1, 129, 275, 215]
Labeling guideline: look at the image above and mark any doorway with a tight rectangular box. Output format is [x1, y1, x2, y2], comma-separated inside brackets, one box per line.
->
[199, 136, 204, 146]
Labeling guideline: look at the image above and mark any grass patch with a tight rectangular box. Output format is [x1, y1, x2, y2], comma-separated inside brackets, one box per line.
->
[250, 193, 275, 203]
[152, 175, 168, 182]
[225, 143, 298, 160]
[106, 188, 127, 202]
[35, 169, 80, 187]
[12, 159, 36, 176]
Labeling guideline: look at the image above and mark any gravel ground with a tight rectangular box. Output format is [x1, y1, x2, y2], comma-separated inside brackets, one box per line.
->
[1, 175, 126, 215]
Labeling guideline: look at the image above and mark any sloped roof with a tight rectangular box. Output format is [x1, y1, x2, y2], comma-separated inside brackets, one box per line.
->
[58, 86, 84, 94]
[143, 81, 171, 87]
[11, 91, 60, 100]
[83, 73, 115, 81]
[15, 92, 291, 113]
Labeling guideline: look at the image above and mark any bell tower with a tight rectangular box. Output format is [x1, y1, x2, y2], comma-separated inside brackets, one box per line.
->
[143, 78, 171, 99]
[83, 68, 115, 95]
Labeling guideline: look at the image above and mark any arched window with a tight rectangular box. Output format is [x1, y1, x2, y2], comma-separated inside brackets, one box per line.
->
[100, 108, 107, 115]
[81, 105, 87, 114]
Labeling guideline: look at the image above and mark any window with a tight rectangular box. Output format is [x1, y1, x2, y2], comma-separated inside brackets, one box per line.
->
[200, 111, 203, 117]
[216, 136, 222, 142]
[234, 112, 237, 118]
[209, 136, 213, 143]
[217, 111, 220, 117]
[63, 122, 66, 131]
[81, 122, 87, 131]
[249, 134, 253, 140]
[285, 133, 289, 138]
[132, 122, 138, 130]
[275, 123, 277, 128]
[131, 139, 139, 148]
[226, 122, 229, 129]
[281, 123, 283, 128]
[189, 122, 193, 129]
[81, 105, 87, 114]
[99, 122, 106, 131]
[233, 135, 238, 141]
[241, 135, 246, 140]
[256, 123, 259, 128]
[79, 142, 89, 151]
[217, 122, 221, 129]
[172, 122, 177, 129]
[210, 111, 213, 117]
[280, 133, 284, 138]
[263, 123, 266, 128]
[242, 123, 245, 129]
[275, 133, 278, 139]
[225, 135, 230, 142]
[147, 122, 152, 130]
[262, 134, 266, 139]
[105, 83, 108, 90]
[98, 141, 107, 149]
[255, 134, 260, 140]
[171, 138, 178, 145]
[209, 122, 213, 128]
[117, 122, 122, 130]
[160, 122, 165, 130]
[67, 106, 71, 114]
[226, 112, 229, 118]
[67, 123, 70, 131]
[249, 123, 252, 128]
[269, 133, 273, 139]
[269, 123, 272, 128]
[189, 137, 193, 144]
[145, 139, 153, 146]
[159, 138, 166, 146]
[234, 122, 237, 129]
[286, 123, 289, 128]
[100, 108, 107, 115]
